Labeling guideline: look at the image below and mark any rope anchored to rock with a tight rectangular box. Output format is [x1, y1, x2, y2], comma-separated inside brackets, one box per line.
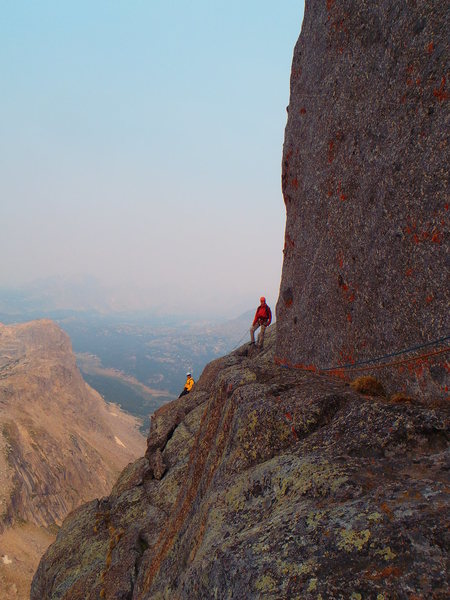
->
[275, 334, 450, 377]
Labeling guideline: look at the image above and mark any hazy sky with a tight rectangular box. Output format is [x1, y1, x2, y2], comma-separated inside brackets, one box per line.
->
[1, 1, 305, 316]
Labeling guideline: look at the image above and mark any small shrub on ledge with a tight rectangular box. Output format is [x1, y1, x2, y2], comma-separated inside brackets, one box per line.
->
[390, 393, 414, 404]
[350, 375, 386, 397]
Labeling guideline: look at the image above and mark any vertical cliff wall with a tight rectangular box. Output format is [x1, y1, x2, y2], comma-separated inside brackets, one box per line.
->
[276, 0, 448, 398]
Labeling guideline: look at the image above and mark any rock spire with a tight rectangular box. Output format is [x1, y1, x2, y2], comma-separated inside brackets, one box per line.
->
[276, 0, 449, 399]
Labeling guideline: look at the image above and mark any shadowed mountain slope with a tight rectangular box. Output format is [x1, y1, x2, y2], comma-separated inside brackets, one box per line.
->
[0, 320, 145, 599]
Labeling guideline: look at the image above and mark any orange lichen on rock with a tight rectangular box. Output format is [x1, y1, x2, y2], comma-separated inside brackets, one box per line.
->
[337, 180, 347, 201]
[338, 276, 357, 303]
[293, 362, 319, 373]
[327, 368, 348, 380]
[380, 502, 394, 520]
[433, 76, 448, 102]
[328, 139, 335, 163]
[431, 229, 443, 243]
[339, 348, 355, 365]
[283, 233, 295, 257]
[366, 566, 402, 580]
[404, 219, 444, 246]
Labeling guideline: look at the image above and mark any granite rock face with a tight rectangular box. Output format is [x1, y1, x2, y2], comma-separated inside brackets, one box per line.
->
[31, 330, 449, 599]
[276, 0, 449, 399]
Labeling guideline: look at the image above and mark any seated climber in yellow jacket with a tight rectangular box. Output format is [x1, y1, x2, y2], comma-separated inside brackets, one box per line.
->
[178, 372, 194, 398]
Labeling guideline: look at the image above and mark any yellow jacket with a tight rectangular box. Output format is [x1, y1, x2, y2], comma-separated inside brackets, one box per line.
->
[185, 376, 194, 392]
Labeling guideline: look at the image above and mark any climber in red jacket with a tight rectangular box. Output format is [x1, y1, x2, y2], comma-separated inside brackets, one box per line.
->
[250, 296, 272, 348]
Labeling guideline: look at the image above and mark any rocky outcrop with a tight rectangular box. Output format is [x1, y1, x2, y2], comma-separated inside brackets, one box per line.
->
[31, 329, 449, 599]
[276, 0, 449, 400]
[0, 320, 145, 599]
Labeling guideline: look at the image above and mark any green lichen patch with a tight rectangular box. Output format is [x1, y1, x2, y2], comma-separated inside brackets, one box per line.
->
[338, 528, 371, 552]
[276, 558, 316, 578]
[254, 572, 278, 593]
[307, 577, 318, 591]
[307, 510, 326, 529]
[375, 546, 397, 561]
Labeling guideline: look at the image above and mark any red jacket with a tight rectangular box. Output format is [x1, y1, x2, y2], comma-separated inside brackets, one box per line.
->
[253, 303, 272, 326]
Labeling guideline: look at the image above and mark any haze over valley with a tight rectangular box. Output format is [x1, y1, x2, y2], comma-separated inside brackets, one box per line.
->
[0, 283, 256, 432]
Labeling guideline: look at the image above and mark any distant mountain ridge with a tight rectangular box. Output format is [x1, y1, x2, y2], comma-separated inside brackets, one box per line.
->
[0, 276, 260, 318]
[0, 307, 257, 433]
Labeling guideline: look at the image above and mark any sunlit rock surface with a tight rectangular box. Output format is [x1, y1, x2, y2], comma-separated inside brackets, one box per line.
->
[276, 0, 449, 399]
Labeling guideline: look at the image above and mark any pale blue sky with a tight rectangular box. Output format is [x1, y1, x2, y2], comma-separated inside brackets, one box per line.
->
[1, 1, 305, 316]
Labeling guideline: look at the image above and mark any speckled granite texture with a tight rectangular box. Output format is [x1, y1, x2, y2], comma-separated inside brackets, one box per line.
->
[31, 331, 449, 599]
[276, 0, 449, 399]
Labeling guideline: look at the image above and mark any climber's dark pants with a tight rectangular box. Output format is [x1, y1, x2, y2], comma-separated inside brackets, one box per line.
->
[250, 319, 268, 347]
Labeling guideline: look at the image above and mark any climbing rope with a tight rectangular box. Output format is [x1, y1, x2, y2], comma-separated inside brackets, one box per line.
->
[275, 335, 450, 376]
[337, 346, 449, 373]
[322, 335, 450, 371]
[231, 330, 250, 351]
